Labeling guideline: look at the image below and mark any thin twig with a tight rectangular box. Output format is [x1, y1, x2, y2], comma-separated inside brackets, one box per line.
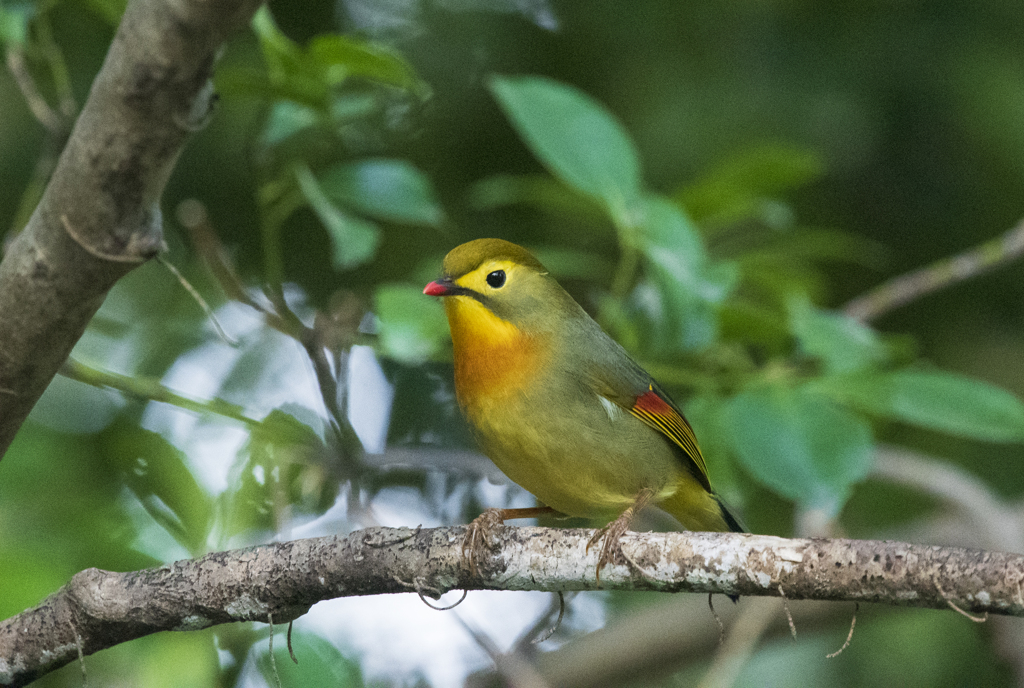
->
[6, 34, 73, 236]
[69, 618, 87, 688]
[456, 615, 552, 688]
[34, 9, 77, 118]
[937, 583, 989, 623]
[176, 199, 258, 308]
[266, 613, 282, 688]
[945, 599, 988, 623]
[778, 585, 797, 638]
[286, 620, 298, 664]
[415, 579, 467, 611]
[698, 597, 781, 688]
[708, 593, 725, 645]
[60, 357, 260, 427]
[531, 592, 566, 645]
[511, 590, 571, 655]
[156, 255, 239, 346]
[60, 214, 153, 263]
[843, 218, 1024, 322]
[177, 199, 359, 453]
[303, 336, 344, 429]
[872, 446, 1024, 553]
[5, 48, 65, 133]
[826, 603, 858, 658]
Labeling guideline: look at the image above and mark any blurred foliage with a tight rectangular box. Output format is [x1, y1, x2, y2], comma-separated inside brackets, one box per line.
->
[256, 631, 365, 688]
[1, 0, 1024, 686]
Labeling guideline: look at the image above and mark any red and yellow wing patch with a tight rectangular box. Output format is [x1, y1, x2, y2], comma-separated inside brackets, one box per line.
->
[630, 384, 711, 492]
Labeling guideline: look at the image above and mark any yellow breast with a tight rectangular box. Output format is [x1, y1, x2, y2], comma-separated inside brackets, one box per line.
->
[445, 296, 547, 413]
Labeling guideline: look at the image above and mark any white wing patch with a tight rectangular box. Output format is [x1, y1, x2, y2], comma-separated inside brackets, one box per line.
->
[598, 394, 623, 421]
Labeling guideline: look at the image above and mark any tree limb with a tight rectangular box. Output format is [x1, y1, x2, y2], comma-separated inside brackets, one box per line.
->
[1, 526, 1022, 686]
[0, 0, 262, 459]
[842, 217, 1024, 322]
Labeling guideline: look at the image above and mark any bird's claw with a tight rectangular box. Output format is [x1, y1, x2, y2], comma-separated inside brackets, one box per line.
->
[462, 508, 506, 575]
[586, 513, 632, 585]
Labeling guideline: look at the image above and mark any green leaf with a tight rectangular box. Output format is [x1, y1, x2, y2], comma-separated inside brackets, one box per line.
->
[99, 420, 213, 556]
[133, 633, 218, 687]
[489, 74, 643, 225]
[0, 548, 70, 619]
[309, 34, 425, 94]
[0, 3, 31, 46]
[250, 7, 333, 109]
[253, 409, 323, 448]
[527, 246, 615, 281]
[629, 278, 719, 354]
[635, 195, 737, 352]
[639, 196, 712, 294]
[679, 143, 824, 222]
[827, 370, 1024, 443]
[725, 385, 874, 512]
[466, 173, 607, 224]
[251, 6, 304, 79]
[741, 227, 889, 268]
[643, 193, 708, 272]
[719, 300, 790, 354]
[223, 410, 331, 538]
[258, 632, 363, 687]
[329, 91, 379, 123]
[319, 158, 445, 227]
[788, 295, 888, 373]
[249, 10, 426, 111]
[375, 283, 448, 364]
[295, 164, 380, 270]
[261, 100, 320, 148]
[216, 66, 326, 109]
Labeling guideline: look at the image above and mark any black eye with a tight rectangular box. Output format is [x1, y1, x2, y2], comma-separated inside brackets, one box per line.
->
[486, 270, 506, 288]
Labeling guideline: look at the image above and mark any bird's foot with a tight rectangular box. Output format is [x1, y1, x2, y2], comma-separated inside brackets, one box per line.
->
[462, 508, 507, 575]
[586, 488, 657, 585]
[586, 510, 634, 585]
[462, 506, 557, 575]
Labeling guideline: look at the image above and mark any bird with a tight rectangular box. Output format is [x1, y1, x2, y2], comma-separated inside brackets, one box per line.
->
[423, 238, 744, 581]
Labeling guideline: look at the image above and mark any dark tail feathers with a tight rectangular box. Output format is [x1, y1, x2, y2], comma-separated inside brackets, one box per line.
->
[715, 495, 745, 602]
[716, 495, 746, 534]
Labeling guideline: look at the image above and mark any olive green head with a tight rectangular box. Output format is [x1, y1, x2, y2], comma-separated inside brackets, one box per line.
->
[440, 238, 546, 279]
[424, 238, 582, 331]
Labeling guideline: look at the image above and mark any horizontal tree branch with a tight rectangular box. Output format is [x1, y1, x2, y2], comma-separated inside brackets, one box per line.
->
[1, 526, 1022, 686]
[0, 0, 262, 459]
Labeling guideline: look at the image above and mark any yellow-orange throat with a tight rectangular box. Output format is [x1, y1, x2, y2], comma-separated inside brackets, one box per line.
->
[445, 296, 546, 407]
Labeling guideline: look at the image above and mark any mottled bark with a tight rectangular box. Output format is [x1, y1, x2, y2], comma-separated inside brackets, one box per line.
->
[0, 0, 262, 458]
[2, 526, 1021, 686]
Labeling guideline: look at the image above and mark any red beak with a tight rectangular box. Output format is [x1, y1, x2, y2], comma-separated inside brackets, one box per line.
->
[423, 278, 453, 296]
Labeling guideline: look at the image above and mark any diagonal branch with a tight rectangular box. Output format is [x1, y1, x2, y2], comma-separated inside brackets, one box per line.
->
[1, 526, 1023, 686]
[842, 217, 1024, 322]
[0, 0, 262, 460]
